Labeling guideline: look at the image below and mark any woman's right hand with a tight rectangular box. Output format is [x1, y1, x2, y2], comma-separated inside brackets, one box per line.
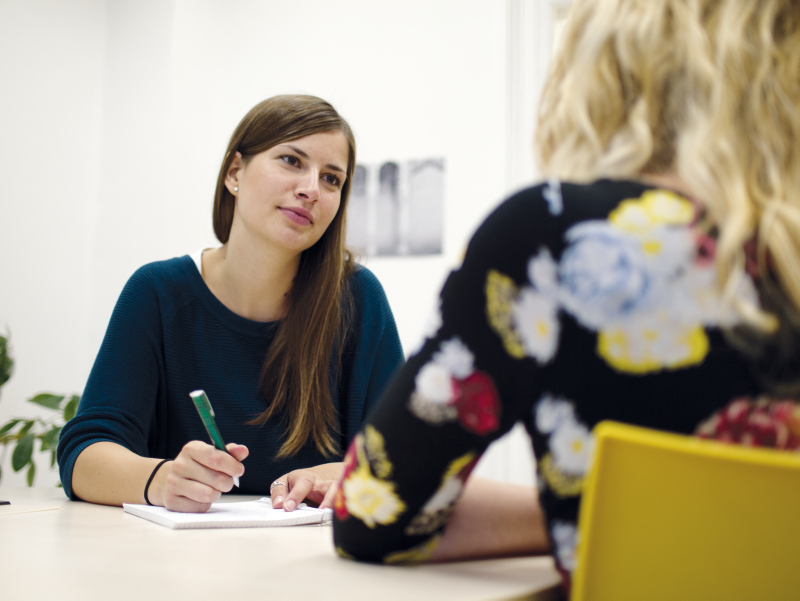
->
[156, 441, 248, 512]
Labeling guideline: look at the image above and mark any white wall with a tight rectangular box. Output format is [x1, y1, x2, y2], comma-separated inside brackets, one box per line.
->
[0, 0, 565, 488]
[0, 0, 106, 486]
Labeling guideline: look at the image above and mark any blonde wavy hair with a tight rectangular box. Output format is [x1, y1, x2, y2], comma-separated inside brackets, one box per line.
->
[536, 0, 800, 333]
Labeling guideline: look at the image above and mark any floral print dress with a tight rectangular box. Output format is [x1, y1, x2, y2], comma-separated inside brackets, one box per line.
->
[331, 179, 800, 590]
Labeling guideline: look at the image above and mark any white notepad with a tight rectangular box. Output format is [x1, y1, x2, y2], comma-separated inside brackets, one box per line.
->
[123, 497, 332, 529]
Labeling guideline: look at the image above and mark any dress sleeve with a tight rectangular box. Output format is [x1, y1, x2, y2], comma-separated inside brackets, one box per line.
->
[56, 265, 165, 499]
[333, 185, 564, 562]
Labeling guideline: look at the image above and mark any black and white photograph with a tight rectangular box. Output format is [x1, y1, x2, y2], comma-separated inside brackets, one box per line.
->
[346, 158, 445, 257]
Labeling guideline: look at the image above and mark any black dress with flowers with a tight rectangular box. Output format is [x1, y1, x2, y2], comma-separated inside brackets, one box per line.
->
[331, 179, 800, 591]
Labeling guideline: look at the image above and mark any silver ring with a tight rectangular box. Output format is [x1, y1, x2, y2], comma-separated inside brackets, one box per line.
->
[270, 480, 287, 493]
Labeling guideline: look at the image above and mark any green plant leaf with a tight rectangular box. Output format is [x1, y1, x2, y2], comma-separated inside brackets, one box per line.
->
[63, 395, 80, 422]
[26, 461, 36, 487]
[12, 433, 35, 472]
[17, 420, 35, 437]
[40, 426, 62, 451]
[0, 332, 12, 389]
[50, 449, 57, 468]
[28, 393, 64, 410]
[0, 419, 21, 436]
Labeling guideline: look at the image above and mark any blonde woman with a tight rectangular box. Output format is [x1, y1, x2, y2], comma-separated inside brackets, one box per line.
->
[57, 95, 404, 512]
[333, 0, 800, 595]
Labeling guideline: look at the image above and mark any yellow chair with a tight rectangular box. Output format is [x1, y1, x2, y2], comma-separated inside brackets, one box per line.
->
[570, 421, 800, 601]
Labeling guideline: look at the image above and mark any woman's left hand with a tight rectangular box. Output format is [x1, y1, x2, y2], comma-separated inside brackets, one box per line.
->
[270, 462, 343, 511]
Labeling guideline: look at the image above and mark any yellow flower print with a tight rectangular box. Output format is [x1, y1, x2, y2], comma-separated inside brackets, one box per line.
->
[384, 535, 442, 565]
[485, 270, 526, 358]
[539, 453, 583, 497]
[364, 425, 393, 479]
[339, 428, 406, 528]
[641, 238, 662, 256]
[609, 189, 695, 232]
[404, 452, 478, 536]
[579, 191, 713, 374]
[342, 467, 406, 529]
[442, 451, 477, 481]
[597, 323, 709, 373]
[335, 547, 355, 560]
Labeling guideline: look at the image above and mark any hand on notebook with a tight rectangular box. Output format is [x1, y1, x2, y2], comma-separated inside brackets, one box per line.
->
[270, 462, 343, 512]
[159, 440, 248, 513]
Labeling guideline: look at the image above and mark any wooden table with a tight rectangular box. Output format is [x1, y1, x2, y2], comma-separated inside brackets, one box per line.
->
[0, 487, 561, 600]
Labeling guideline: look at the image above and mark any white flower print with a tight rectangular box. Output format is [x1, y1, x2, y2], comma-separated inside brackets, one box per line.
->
[535, 395, 575, 434]
[528, 249, 559, 296]
[424, 304, 443, 338]
[635, 226, 696, 281]
[672, 262, 760, 328]
[432, 337, 474, 379]
[421, 476, 463, 514]
[598, 315, 708, 373]
[408, 393, 458, 423]
[557, 223, 653, 329]
[512, 288, 560, 362]
[405, 452, 477, 536]
[536, 397, 594, 497]
[661, 261, 719, 325]
[552, 520, 577, 571]
[550, 414, 594, 476]
[543, 179, 563, 215]
[414, 363, 455, 405]
[485, 188, 762, 374]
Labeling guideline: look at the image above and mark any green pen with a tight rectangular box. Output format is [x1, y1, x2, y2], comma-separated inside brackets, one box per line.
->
[189, 389, 240, 487]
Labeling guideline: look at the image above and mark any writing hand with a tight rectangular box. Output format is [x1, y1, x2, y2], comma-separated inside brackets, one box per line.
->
[158, 441, 248, 512]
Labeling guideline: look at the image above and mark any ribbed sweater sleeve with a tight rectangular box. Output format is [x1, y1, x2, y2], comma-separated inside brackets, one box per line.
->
[57, 262, 171, 498]
[342, 267, 405, 444]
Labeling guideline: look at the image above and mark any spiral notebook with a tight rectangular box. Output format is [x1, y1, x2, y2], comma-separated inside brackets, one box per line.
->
[123, 497, 332, 529]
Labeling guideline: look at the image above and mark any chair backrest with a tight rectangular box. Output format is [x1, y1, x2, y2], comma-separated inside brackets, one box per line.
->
[570, 421, 800, 601]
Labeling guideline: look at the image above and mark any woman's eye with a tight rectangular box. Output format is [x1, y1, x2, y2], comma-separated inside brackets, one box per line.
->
[323, 174, 341, 187]
[281, 155, 300, 167]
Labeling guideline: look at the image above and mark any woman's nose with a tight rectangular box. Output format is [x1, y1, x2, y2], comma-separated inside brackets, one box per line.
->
[295, 170, 319, 201]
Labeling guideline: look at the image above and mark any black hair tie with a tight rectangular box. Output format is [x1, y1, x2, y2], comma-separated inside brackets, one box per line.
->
[144, 459, 171, 506]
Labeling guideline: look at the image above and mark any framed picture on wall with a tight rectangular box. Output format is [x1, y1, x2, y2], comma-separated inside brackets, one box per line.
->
[346, 158, 445, 257]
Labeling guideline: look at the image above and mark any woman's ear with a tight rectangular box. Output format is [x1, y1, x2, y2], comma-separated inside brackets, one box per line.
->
[225, 151, 243, 194]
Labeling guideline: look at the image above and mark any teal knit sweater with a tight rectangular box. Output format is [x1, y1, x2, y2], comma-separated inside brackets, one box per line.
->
[57, 256, 404, 499]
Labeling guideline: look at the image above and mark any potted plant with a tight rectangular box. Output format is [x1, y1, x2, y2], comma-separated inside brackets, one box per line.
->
[0, 329, 79, 486]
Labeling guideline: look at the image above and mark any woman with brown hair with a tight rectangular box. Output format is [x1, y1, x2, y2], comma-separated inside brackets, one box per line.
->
[57, 95, 404, 512]
[332, 0, 800, 596]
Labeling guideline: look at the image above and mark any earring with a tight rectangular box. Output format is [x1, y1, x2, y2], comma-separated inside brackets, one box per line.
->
[233, 186, 239, 192]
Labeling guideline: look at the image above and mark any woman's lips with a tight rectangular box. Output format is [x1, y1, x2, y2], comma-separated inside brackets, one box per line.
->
[279, 206, 313, 225]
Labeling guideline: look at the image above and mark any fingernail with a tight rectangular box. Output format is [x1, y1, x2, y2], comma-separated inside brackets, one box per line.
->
[285, 500, 296, 511]
[273, 496, 284, 505]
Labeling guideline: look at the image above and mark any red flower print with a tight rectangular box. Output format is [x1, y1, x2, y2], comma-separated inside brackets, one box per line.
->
[695, 397, 800, 450]
[334, 442, 359, 520]
[333, 486, 349, 520]
[342, 442, 358, 479]
[453, 371, 501, 435]
[693, 231, 717, 266]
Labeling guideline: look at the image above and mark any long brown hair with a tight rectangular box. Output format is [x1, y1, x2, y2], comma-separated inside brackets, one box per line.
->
[213, 95, 356, 458]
